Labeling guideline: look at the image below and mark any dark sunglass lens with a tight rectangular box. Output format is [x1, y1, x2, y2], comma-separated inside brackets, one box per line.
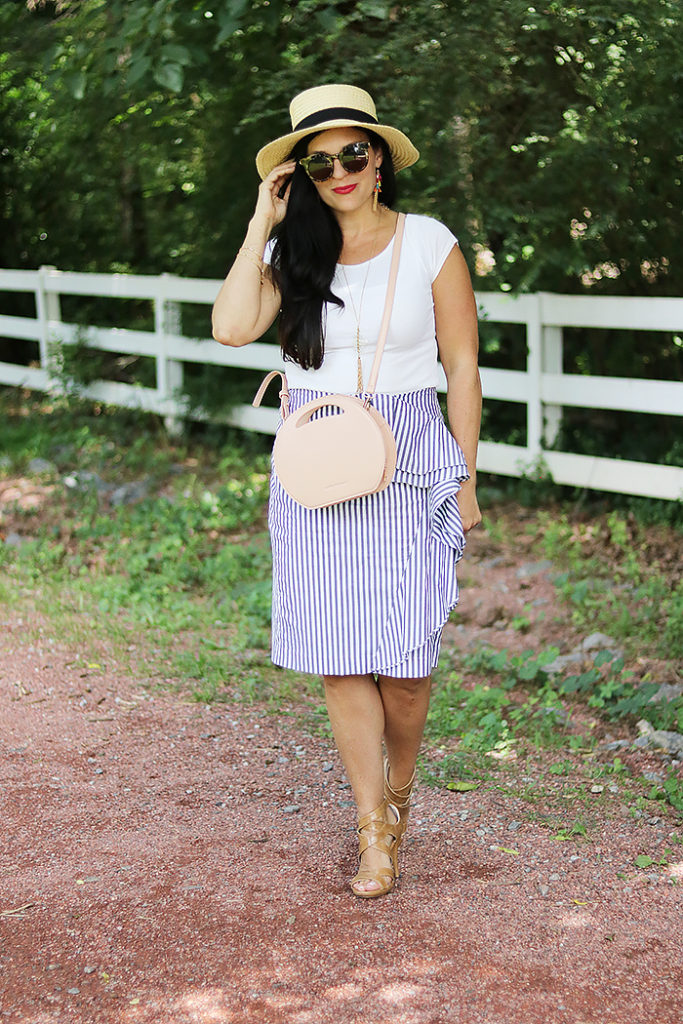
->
[339, 144, 369, 173]
[305, 155, 333, 181]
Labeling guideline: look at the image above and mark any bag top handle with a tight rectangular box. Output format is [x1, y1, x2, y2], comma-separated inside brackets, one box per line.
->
[364, 211, 406, 398]
[252, 369, 290, 417]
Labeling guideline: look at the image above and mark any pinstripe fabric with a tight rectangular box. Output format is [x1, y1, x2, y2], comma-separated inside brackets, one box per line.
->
[268, 387, 468, 678]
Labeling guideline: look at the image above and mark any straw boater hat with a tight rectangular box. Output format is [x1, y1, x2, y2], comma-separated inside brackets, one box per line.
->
[255, 83, 419, 180]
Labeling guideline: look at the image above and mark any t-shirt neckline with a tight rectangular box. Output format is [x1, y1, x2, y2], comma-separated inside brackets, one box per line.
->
[336, 213, 404, 268]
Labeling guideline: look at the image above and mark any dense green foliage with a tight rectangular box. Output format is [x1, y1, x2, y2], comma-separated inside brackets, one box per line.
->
[2, 0, 681, 296]
[1, 2, 681, 468]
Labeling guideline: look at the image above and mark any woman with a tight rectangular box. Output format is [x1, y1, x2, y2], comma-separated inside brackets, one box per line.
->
[212, 84, 481, 898]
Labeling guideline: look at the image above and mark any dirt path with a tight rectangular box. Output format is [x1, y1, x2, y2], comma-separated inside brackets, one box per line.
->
[1, 605, 681, 1024]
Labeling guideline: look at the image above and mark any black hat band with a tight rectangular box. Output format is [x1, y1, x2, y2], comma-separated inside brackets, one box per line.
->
[294, 106, 379, 132]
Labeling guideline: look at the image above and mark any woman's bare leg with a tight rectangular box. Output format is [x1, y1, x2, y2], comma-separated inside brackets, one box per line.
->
[324, 673, 388, 893]
[377, 674, 431, 789]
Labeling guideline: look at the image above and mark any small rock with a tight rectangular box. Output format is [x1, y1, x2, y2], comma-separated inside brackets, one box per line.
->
[476, 605, 507, 628]
[282, 804, 301, 814]
[47, 964, 60, 971]
[27, 457, 55, 475]
[599, 739, 630, 752]
[549, 872, 561, 881]
[647, 817, 661, 825]
[322, 761, 334, 772]
[636, 720, 683, 757]
[67, 988, 80, 995]
[582, 632, 619, 651]
[110, 480, 150, 507]
[538, 884, 549, 896]
[4, 532, 25, 548]
[516, 560, 553, 579]
[477, 556, 508, 570]
[591, 785, 604, 794]
[83, 966, 96, 975]
[0, 454, 11, 471]
[63, 471, 110, 494]
[649, 683, 683, 704]
[541, 651, 584, 675]
[507, 820, 521, 831]
[538, 706, 572, 725]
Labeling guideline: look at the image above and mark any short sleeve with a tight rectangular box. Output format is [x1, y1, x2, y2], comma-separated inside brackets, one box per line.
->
[263, 239, 275, 266]
[408, 214, 459, 283]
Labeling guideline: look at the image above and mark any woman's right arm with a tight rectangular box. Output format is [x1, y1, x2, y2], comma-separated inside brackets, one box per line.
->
[211, 161, 295, 347]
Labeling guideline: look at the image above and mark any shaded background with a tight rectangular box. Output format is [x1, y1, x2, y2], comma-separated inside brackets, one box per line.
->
[1, 0, 681, 464]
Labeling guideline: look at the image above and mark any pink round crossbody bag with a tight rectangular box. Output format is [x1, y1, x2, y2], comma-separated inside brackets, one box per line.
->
[253, 213, 405, 510]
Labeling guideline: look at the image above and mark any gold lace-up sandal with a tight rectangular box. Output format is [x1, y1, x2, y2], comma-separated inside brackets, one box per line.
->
[383, 757, 416, 866]
[350, 799, 400, 899]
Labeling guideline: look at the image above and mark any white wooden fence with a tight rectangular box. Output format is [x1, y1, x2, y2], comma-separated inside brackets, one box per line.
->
[0, 265, 681, 501]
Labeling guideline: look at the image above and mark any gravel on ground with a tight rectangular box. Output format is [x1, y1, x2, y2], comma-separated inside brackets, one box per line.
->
[1, 604, 682, 1024]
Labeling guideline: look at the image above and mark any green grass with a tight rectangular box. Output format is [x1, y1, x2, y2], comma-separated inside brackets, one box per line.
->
[539, 509, 683, 661]
[2, 391, 682, 821]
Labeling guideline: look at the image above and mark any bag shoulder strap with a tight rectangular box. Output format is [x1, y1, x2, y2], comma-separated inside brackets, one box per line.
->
[252, 212, 405, 414]
[365, 211, 406, 397]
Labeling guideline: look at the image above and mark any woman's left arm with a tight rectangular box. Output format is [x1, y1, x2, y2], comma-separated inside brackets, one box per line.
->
[433, 245, 482, 533]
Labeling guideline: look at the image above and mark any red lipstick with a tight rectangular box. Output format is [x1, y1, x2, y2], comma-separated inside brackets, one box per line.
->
[332, 184, 357, 194]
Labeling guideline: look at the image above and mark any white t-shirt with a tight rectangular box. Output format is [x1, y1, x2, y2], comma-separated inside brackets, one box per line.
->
[264, 212, 458, 395]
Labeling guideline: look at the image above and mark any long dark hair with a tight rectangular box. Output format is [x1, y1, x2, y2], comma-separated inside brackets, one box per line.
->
[269, 130, 397, 370]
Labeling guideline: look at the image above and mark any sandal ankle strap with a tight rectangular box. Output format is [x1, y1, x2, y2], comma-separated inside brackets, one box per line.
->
[384, 757, 415, 802]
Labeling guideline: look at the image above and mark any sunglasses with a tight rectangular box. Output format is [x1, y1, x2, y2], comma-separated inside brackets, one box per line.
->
[299, 141, 371, 182]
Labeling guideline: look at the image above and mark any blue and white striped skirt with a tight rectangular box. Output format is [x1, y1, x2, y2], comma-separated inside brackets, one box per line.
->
[267, 387, 469, 678]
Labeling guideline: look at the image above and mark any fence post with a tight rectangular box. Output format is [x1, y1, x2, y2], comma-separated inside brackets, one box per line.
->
[36, 265, 61, 386]
[155, 274, 185, 436]
[526, 294, 543, 467]
[542, 323, 563, 447]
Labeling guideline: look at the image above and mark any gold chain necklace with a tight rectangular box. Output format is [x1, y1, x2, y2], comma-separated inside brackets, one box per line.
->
[339, 216, 382, 393]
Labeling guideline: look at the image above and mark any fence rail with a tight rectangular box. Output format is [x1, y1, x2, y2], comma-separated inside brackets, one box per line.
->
[1, 266, 681, 501]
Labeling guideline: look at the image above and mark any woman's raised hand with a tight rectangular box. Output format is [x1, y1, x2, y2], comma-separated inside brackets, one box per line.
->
[254, 161, 296, 228]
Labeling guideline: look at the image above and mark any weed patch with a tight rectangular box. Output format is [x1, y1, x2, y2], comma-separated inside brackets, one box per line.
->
[2, 394, 681, 821]
[539, 510, 683, 661]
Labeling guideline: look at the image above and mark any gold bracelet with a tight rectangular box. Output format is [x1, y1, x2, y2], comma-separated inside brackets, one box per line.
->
[237, 247, 263, 265]
[236, 249, 264, 277]
[239, 244, 265, 261]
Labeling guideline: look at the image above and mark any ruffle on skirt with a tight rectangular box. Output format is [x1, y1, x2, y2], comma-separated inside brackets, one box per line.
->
[268, 387, 469, 678]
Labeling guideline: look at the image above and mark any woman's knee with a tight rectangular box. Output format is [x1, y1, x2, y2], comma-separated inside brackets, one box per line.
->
[324, 673, 377, 695]
[378, 675, 431, 701]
